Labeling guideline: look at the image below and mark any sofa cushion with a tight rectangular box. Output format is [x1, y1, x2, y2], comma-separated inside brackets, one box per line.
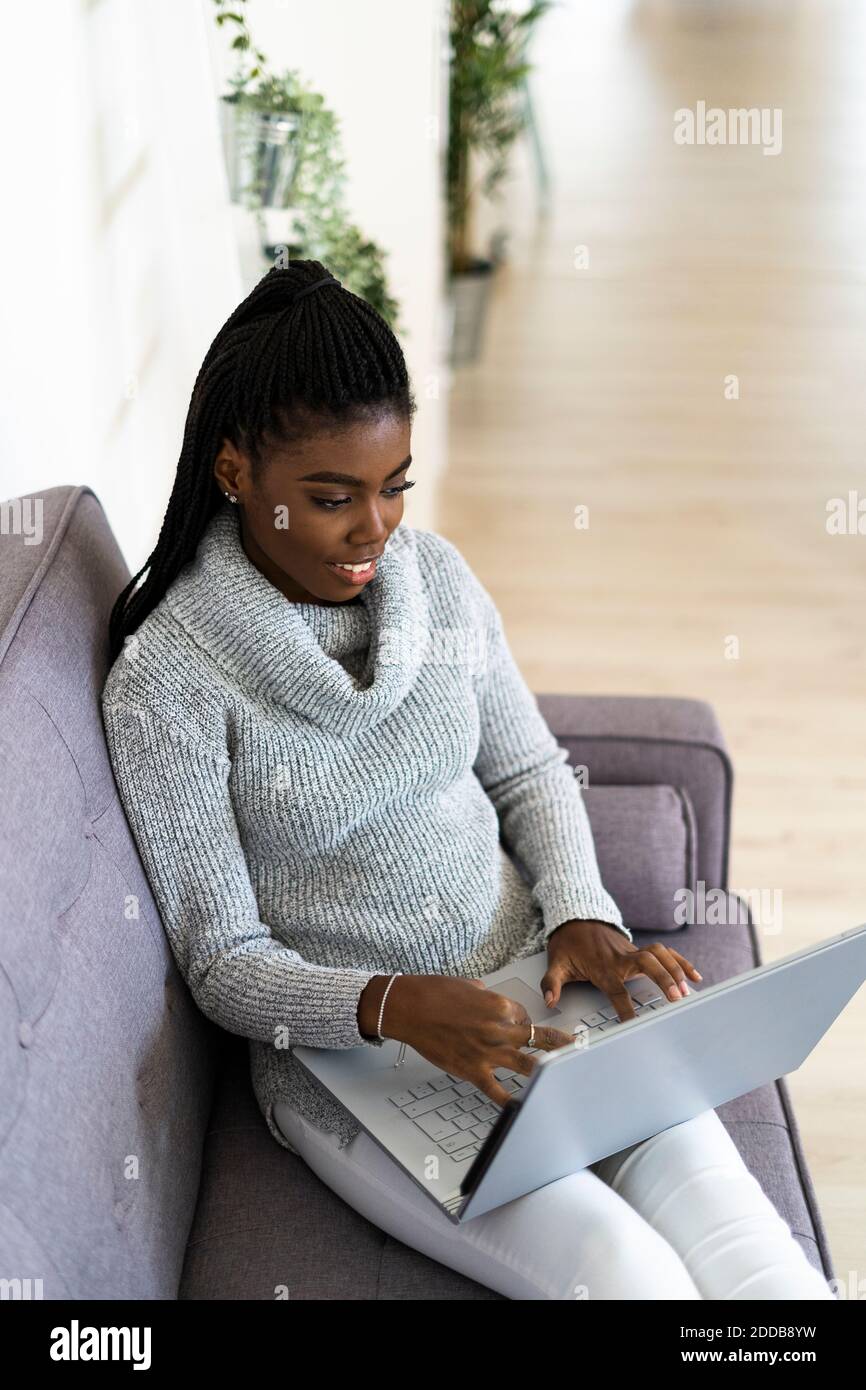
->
[0, 485, 219, 1299]
[178, 1035, 500, 1300]
[582, 783, 697, 933]
[510, 783, 697, 936]
[539, 693, 732, 894]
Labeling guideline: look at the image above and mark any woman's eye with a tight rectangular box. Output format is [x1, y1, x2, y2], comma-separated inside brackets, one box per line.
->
[312, 480, 416, 510]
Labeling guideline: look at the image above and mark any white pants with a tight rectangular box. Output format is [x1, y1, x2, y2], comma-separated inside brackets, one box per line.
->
[273, 1101, 835, 1301]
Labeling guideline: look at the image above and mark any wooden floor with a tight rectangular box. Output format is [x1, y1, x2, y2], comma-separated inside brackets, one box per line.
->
[439, 0, 866, 1283]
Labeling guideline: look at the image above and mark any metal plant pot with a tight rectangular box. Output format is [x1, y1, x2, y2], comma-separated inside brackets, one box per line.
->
[448, 257, 496, 365]
[220, 95, 302, 208]
[489, 228, 510, 267]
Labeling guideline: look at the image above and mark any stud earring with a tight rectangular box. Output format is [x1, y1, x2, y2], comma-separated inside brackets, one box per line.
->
[223, 491, 238, 504]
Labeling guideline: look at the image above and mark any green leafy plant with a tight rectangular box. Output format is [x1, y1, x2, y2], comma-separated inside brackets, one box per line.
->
[447, 0, 553, 275]
[212, 0, 268, 91]
[211, 0, 400, 328]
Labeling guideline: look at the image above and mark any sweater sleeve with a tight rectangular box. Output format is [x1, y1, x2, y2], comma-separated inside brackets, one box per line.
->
[465, 577, 633, 948]
[100, 696, 386, 1050]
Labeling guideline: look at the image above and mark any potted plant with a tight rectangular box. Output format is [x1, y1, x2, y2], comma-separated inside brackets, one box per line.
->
[211, 0, 401, 329]
[447, 0, 552, 363]
[220, 77, 305, 210]
[213, 1, 302, 209]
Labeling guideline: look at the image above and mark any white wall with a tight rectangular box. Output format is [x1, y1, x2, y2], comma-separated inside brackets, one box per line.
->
[204, 0, 450, 532]
[0, 0, 448, 578]
[0, 0, 243, 578]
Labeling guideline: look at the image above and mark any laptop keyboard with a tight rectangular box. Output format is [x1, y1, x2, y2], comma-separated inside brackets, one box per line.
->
[387, 984, 667, 1163]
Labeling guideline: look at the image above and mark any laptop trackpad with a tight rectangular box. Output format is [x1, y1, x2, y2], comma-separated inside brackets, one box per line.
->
[488, 976, 561, 1020]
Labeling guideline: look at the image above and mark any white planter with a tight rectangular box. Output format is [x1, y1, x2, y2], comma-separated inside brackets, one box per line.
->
[448, 258, 496, 365]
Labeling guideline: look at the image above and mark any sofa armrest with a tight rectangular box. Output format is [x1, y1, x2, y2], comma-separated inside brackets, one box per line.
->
[535, 694, 733, 892]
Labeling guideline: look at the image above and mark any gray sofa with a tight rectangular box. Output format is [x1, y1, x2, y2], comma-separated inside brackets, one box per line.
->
[0, 484, 835, 1299]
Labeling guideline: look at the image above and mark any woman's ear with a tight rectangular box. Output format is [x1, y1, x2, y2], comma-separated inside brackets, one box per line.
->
[213, 438, 244, 497]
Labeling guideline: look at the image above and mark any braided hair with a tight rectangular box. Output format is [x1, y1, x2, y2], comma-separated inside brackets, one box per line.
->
[107, 258, 416, 665]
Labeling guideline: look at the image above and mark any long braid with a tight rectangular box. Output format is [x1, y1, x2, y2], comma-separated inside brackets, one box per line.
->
[107, 259, 416, 665]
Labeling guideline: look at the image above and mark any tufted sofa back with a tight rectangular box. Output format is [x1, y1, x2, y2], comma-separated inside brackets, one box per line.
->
[0, 485, 219, 1299]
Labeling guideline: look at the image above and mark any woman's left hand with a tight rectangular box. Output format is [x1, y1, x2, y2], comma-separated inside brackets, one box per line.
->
[540, 919, 702, 1022]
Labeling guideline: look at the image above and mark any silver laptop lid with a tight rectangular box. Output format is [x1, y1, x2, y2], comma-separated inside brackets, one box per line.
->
[458, 923, 866, 1221]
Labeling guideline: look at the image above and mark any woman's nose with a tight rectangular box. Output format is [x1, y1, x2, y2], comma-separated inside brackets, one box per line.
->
[349, 504, 390, 544]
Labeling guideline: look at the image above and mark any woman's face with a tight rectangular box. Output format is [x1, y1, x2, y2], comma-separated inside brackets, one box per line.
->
[213, 413, 413, 605]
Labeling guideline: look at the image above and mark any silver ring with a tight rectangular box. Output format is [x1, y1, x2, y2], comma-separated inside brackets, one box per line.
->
[528, 1022, 535, 1047]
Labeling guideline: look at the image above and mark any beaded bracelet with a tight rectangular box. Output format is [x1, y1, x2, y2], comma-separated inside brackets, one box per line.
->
[377, 971, 402, 1040]
[377, 972, 408, 1067]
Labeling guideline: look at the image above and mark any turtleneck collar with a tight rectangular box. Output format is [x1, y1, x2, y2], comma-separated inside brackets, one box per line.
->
[164, 498, 429, 737]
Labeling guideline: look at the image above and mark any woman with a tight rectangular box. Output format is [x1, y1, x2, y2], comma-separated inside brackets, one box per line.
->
[101, 260, 832, 1301]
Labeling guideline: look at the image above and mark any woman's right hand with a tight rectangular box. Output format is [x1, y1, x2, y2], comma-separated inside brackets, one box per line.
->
[363, 973, 576, 1108]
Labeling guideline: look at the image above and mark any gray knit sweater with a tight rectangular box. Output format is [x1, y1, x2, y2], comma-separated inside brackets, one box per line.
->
[100, 497, 630, 1154]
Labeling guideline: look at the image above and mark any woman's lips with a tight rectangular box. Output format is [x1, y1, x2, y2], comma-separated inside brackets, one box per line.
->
[325, 557, 378, 586]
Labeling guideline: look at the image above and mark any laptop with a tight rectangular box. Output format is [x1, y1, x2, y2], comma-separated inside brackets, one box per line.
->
[292, 921, 866, 1223]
